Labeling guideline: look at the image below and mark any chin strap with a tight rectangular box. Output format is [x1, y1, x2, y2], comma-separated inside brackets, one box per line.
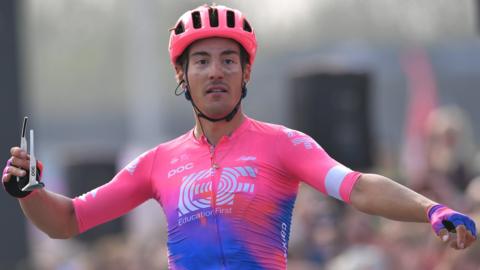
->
[190, 93, 243, 122]
[178, 80, 247, 122]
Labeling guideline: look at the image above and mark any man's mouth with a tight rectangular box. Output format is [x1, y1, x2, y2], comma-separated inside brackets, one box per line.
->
[207, 88, 227, 94]
[206, 87, 228, 95]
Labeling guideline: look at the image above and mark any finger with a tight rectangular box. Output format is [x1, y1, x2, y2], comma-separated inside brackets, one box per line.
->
[1, 171, 12, 183]
[10, 156, 30, 170]
[463, 231, 476, 248]
[6, 166, 26, 178]
[2, 159, 12, 182]
[455, 225, 467, 249]
[449, 238, 460, 249]
[463, 238, 475, 249]
[442, 233, 461, 249]
[438, 228, 450, 242]
[10, 147, 28, 159]
[465, 219, 477, 239]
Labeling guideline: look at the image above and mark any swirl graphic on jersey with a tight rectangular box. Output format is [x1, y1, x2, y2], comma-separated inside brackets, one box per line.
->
[178, 166, 257, 216]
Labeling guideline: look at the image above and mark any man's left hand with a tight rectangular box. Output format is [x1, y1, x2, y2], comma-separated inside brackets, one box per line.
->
[428, 204, 477, 249]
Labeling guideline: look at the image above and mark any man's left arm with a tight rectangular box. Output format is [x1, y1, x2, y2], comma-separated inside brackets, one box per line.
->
[350, 173, 477, 249]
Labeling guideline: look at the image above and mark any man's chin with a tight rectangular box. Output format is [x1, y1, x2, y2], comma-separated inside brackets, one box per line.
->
[201, 107, 234, 119]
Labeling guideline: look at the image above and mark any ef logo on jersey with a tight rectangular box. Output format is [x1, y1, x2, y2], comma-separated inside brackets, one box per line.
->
[178, 166, 257, 217]
[168, 162, 194, 178]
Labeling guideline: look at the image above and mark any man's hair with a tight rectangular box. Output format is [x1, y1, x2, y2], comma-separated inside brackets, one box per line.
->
[176, 41, 250, 72]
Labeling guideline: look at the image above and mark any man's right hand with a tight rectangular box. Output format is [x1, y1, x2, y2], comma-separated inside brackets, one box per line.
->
[2, 147, 42, 198]
[2, 147, 30, 183]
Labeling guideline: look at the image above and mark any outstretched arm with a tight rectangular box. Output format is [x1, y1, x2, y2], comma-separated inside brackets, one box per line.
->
[350, 173, 434, 222]
[350, 173, 476, 249]
[3, 147, 78, 239]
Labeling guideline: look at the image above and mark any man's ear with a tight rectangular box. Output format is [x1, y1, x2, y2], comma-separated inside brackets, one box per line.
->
[174, 64, 185, 83]
[243, 63, 251, 83]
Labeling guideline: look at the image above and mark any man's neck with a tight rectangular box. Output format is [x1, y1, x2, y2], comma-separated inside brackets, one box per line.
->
[194, 111, 245, 146]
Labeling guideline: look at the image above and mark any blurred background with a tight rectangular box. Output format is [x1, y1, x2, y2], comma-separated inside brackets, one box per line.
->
[1, 0, 480, 269]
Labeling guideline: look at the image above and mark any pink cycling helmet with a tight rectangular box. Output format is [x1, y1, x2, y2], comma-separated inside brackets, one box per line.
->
[169, 4, 257, 67]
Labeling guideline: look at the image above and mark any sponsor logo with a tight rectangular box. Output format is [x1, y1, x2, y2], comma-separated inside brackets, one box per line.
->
[281, 222, 288, 259]
[283, 128, 320, 150]
[292, 137, 319, 150]
[125, 158, 140, 175]
[170, 154, 189, 164]
[91, 188, 99, 198]
[177, 166, 257, 219]
[284, 129, 296, 138]
[237, 156, 257, 161]
[178, 207, 232, 226]
[78, 187, 100, 202]
[168, 162, 194, 178]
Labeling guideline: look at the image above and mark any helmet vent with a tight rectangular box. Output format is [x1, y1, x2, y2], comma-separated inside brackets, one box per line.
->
[226, 10, 235, 27]
[208, 8, 219, 27]
[192, 11, 202, 29]
[174, 22, 185, 34]
[243, 19, 252, 32]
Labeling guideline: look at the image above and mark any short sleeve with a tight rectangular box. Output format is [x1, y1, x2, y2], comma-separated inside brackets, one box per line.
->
[73, 149, 155, 233]
[275, 127, 361, 203]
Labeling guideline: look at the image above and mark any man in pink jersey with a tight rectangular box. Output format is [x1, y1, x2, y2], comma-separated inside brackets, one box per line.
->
[2, 4, 477, 270]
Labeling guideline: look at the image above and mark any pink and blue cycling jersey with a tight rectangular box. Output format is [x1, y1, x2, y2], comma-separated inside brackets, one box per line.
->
[73, 116, 361, 270]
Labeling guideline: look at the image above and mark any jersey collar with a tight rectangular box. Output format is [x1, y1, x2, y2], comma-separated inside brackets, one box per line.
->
[189, 115, 252, 145]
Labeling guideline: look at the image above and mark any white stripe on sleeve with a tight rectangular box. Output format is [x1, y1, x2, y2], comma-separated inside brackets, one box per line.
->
[325, 165, 352, 201]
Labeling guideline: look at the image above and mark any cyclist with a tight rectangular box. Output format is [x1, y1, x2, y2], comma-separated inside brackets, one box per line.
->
[3, 4, 476, 270]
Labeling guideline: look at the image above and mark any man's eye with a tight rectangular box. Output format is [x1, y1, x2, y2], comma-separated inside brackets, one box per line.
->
[196, 59, 208, 65]
[224, 59, 234, 64]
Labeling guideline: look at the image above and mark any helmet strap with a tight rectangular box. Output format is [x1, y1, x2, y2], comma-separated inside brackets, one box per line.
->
[191, 95, 242, 122]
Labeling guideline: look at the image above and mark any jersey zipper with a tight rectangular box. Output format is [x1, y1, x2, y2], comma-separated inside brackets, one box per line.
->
[209, 144, 227, 268]
[209, 145, 217, 207]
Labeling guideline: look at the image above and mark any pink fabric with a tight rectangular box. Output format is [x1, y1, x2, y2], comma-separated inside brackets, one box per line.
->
[169, 5, 257, 66]
[340, 171, 362, 204]
[72, 116, 361, 268]
[2, 159, 11, 179]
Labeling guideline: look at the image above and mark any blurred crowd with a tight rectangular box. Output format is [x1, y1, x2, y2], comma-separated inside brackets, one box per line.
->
[16, 105, 480, 270]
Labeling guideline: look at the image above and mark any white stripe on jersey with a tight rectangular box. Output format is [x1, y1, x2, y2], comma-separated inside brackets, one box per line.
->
[325, 165, 352, 201]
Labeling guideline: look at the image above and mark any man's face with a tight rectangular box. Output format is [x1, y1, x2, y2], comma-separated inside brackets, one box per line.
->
[179, 38, 250, 119]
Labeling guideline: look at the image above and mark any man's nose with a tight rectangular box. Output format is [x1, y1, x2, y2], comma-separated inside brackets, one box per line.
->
[209, 60, 224, 80]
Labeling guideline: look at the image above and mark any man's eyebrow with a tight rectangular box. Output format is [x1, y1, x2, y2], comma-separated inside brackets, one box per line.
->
[221, 49, 240, 56]
[190, 50, 240, 57]
[190, 51, 210, 58]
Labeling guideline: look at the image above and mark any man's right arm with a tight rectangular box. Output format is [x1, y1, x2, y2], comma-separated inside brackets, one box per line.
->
[3, 147, 78, 239]
[19, 189, 78, 239]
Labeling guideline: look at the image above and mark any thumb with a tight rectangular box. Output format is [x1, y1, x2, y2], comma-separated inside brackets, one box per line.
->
[438, 228, 450, 242]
